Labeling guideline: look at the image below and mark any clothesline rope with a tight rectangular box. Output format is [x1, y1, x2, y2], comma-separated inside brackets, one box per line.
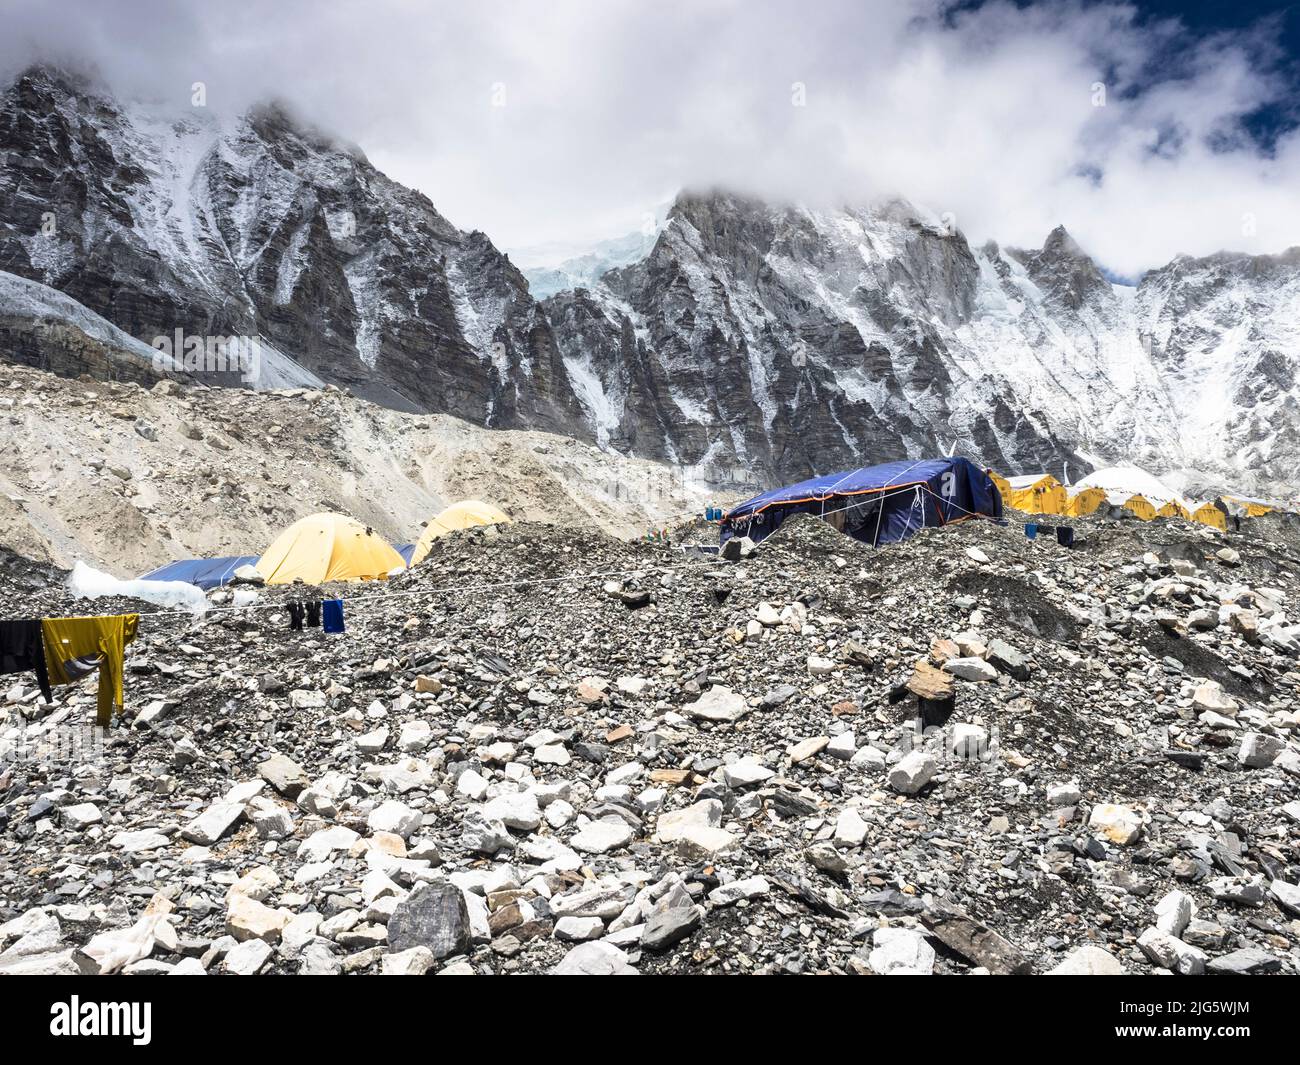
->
[19, 489, 1053, 630]
[132, 555, 733, 622]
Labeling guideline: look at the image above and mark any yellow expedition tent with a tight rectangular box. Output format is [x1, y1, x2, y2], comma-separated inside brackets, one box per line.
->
[410, 500, 510, 565]
[1001, 474, 1068, 515]
[1222, 495, 1274, 518]
[1191, 502, 1228, 530]
[1120, 495, 1157, 520]
[1063, 486, 1106, 517]
[256, 512, 406, 585]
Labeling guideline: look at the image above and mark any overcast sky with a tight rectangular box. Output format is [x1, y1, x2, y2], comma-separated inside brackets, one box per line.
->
[3, 0, 1298, 277]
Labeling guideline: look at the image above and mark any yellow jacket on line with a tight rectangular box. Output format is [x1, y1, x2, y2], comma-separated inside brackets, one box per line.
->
[42, 614, 140, 726]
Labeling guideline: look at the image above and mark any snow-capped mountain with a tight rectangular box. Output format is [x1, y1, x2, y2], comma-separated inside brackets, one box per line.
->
[545, 193, 1300, 493]
[0, 65, 583, 432]
[2, 65, 1296, 495]
[513, 206, 669, 299]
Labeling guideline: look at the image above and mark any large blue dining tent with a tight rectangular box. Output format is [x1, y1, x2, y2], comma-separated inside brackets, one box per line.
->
[721, 456, 1002, 547]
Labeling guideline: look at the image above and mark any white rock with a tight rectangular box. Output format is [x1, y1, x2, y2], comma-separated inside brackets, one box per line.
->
[297, 825, 360, 863]
[943, 657, 997, 682]
[481, 791, 542, 832]
[722, 759, 774, 788]
[825, 732, 857, 760]
[1088, 803, 1142, 846]
[1154, 890, 1196, 937]
[534, 744, 571, 766]
[686, 686, 750, 722]
[851, 746, 886, 769]
[226, 865, 280, 902]
[834, 807, 868, 847]
[570, 819, 634, 854]
[367, 800, 422, 840]
[950, 723, 988, 760]
[398, 721, 433, 752]
[382, 946, 436, 975]
[455, 769, 490, 801]
[1192, 679, 1238, 716]
[605, 761, 646, 787]
[357, 727, 389, 754]
[62, 803, 102, 829]
[225, 893, 289, 943]
[181, 801, 243, 846]
[674, 825, 737, 861]
[551, 940, 637, 975]
[868, 928, 935, 975]
[888, 751, 936, 795]
[554, 916, 605, 941]
[655, 800, 722, 842]
[223, 938, 273, 974]
[1045, 945, 1126, 975]
[708, 877, 770, 906]
[787, 736, 829, 763]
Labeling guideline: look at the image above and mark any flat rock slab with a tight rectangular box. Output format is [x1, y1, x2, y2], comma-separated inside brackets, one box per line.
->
[552, 940, 638, 975]
[181, 802, 244, 846]
[921, 906, 1030, 975]
[686, 686, 750, 722]
[258, 754, 310, 797]
[641, 906, 702, 952]
[570, 819, 634, 854]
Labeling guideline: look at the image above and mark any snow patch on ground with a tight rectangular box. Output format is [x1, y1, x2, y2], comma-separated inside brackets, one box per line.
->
[68, 560, 210, 613]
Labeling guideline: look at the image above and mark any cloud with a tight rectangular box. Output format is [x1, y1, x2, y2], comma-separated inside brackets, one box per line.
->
[2, 0, 1297, 275]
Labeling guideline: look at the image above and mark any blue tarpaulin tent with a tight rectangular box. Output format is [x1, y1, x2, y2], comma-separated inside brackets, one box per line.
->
[137, 556, 259, 590]
[141, 542, 419, 589]
[721, 457, 1002, 547]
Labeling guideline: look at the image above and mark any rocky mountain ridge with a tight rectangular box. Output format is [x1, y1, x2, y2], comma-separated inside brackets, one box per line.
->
[2, 64, 1297, 496]
[0, 65, 582, 432]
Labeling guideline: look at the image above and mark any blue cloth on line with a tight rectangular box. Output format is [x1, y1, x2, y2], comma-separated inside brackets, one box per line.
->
[322, 599, 345, 633]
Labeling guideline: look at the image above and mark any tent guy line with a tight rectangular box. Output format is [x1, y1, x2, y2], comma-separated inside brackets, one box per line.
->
[147, 474, 1018, 624]
[129, 556, 734, 622]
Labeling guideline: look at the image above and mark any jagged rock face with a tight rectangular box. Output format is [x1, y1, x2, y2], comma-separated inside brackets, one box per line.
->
[1135, 249, 1300, 490]
[0, 67, 584, 433]
[2, 67, 1297, 493]
[547, 192, 1085, 486]
[549, 193, 1300, 493]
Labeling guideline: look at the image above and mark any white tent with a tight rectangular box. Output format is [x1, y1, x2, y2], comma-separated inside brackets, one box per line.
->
[1073, 464, 1183, 508]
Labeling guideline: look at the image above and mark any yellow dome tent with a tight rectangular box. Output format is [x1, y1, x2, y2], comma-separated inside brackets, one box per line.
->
[1222, 495, 1273, 518]
[1156, 499, 1192, 520]
[1121, 495, 1157, 520]
[1002, 474, 1068, 515]
[1063, 486, 1106, 517]
[256, 513, 406, 585]
[410, 500, 510, 565]
[1191, 502, 1228, 530]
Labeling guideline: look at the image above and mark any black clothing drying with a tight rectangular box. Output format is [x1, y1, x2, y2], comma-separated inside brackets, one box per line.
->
[0, 618, 53, 702]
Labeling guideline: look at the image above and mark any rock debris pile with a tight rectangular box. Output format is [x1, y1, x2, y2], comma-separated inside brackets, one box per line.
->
[1, 511, 1298, 975]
